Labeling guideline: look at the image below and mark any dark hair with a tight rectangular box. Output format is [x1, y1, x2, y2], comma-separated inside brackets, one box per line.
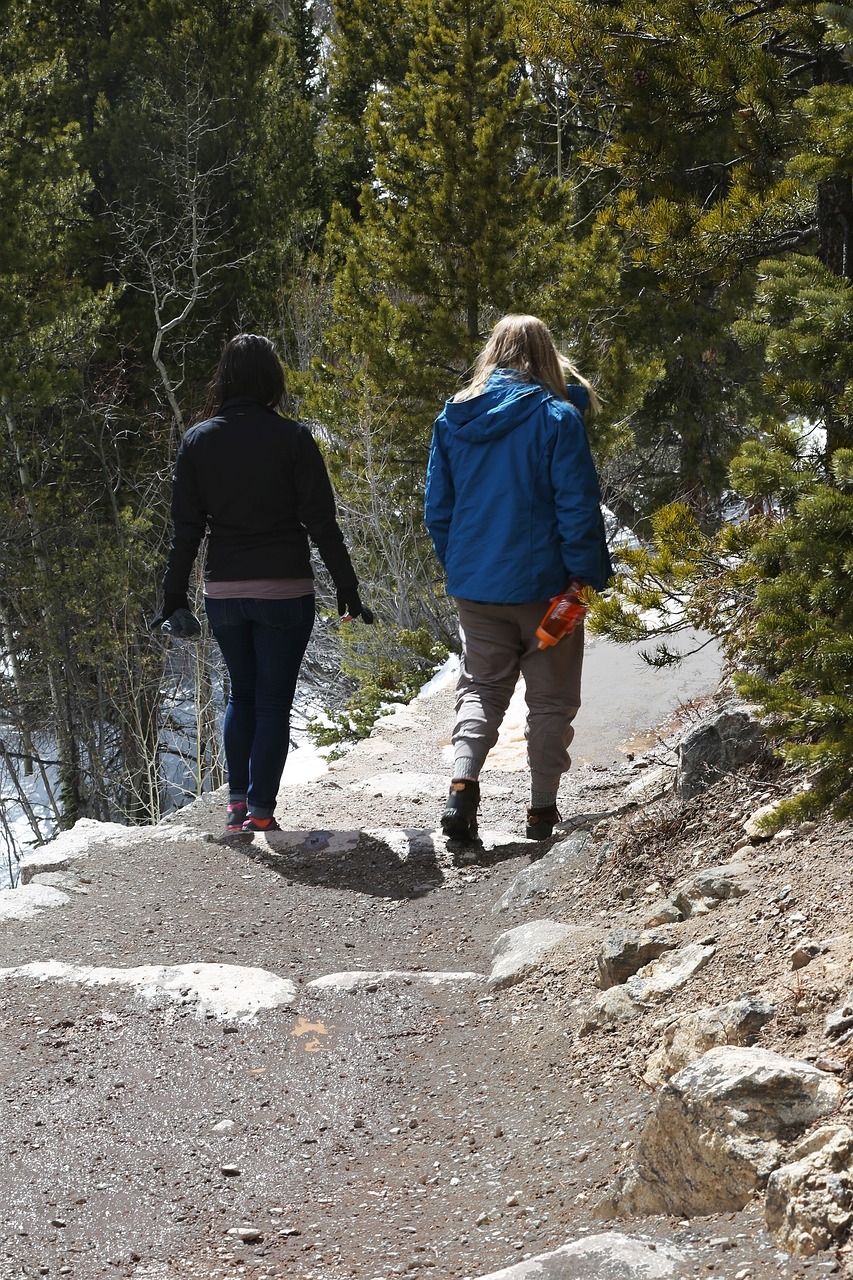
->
[199, 333, 285, 419]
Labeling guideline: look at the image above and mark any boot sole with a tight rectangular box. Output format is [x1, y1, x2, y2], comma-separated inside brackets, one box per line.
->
[441, 815, 479, 842]
[217, 829, 255, 846]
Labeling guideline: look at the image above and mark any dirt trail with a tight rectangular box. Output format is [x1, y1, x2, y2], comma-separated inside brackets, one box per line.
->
[0, 636, 841, 1280]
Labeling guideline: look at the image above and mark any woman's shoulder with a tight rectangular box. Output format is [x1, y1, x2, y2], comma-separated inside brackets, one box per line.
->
[565, 383, 590, 415]
[546, 394, 585, 428]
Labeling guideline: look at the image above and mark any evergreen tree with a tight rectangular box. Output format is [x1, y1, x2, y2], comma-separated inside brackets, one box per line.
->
[0, 0, 318, 831]
[543, 1, 853, 817]
[0, 19, 118, 814]
[518, 0, 850, 521]
[314, 0, 564, 634]
[319, 0, 421, 214]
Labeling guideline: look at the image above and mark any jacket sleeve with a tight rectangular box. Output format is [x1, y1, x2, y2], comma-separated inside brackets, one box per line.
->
[550, 404, 613, 593]
[424, 424, 454, 570]
[294, 429, 358, 590]
[162, 431, 208, 597]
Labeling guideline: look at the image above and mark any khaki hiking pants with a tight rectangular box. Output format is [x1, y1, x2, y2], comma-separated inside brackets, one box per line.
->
[452, 598, 584, 789]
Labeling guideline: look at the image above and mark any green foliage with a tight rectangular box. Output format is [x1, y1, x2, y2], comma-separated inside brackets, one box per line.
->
[315, 0, 565, 638]
[308, 624, 448, 745]
[593, 433, 853, 820]
[517, 0, 851, 523]
[736, 257, 853, 456]
[3, 0, 853, 834]
[734, 476, 853, 819]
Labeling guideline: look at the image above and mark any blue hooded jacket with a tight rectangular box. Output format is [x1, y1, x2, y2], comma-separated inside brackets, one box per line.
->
[424, 371, 612, 602]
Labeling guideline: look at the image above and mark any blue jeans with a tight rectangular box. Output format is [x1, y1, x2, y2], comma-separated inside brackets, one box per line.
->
[204, 595, 315, 816]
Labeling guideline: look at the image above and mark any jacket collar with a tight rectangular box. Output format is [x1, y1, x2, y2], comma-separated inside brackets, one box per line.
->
[220, 395, 267, 411]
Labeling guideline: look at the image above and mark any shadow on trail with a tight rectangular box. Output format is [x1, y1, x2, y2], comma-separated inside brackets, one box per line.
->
[238, 827, 442, 900]
[224, 826, 536, 898]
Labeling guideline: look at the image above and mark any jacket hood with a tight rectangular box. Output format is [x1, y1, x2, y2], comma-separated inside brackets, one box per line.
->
[441, 371, 553, 443]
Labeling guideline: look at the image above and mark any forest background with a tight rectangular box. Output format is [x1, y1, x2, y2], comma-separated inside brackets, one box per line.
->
[1, 0, 852, 867]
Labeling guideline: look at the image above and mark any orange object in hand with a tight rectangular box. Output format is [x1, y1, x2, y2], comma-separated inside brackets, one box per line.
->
[536, 579, 587, 649]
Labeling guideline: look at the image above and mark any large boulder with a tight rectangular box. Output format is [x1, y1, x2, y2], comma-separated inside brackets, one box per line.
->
[471, 1232, 688, 1279]
[644, 997, 777, 1085]
[599, 1047, 842, 1219]
[765, 1124, 853, 1255]
[676, 710, 769, 800]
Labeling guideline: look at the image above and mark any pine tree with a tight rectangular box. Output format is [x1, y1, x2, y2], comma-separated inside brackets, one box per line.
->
[0, 23, 119, 822]
[555, 2, 853, 817]
[314, 0, 564, 634]
[518, 0, 850, 521]
[0, 0, 319, 830]
[320, 0, 421, 214]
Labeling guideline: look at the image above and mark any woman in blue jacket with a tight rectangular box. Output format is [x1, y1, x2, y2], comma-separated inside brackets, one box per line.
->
[424, 314, 612, 843]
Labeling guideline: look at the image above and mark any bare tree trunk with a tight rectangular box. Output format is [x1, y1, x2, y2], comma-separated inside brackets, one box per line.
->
[0, 598, 35, 774]
[3, 397, 85, 825]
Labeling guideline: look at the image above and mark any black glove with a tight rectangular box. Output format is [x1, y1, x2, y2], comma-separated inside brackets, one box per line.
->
[161, 607, 202, 639]
[151, 595, 201, 639]
[336, 587, 374, 625]
[151, 593, 190, 630]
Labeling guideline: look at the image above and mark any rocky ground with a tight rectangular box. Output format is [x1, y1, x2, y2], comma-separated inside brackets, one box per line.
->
[1, 652, 853, 1280]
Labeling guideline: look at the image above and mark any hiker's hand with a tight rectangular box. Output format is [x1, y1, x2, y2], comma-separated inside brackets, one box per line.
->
[151, 595, 201, 639]
[150, 593, 190, 631]
[161, 607, 202, 639]
[337, 588, 374, 625]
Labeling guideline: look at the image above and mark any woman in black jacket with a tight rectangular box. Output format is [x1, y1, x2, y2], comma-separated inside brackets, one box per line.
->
[155, 334, 370, 839]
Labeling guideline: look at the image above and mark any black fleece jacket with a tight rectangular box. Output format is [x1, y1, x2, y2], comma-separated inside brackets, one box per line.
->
[162, 397, 357, 600]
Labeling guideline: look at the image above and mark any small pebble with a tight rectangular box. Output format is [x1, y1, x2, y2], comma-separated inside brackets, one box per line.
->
[220, 1165, 241, 1177]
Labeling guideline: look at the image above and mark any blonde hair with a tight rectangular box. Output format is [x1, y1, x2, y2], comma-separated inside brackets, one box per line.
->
[456, 314, 600, 415]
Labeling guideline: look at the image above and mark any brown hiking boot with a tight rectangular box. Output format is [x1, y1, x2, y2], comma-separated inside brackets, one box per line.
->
[526, 804, 561, 840]
[441, 779, 480, 841]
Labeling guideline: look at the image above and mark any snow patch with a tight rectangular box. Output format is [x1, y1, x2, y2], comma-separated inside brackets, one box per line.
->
[0, 960, 297, 1020]
[0, 884, 70, 921]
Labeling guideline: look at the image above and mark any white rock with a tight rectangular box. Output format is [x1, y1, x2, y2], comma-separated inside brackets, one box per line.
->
[349, 772, 449, 798]
[17, 818, 208, 884]
[469, 1230, 688, 1278]
[364, 829, 446, 857]
[0, 960, 296, 1020]
[307, 969, 485, 991]
[624, 766, 674, 802]
[624, 942, 716, 1003]
[601, 1046, 843, 1218]
[581, 986, 643, 1032]
[673, 862, 753, 916]
[488, 920, 577, 990]
[644, 997, 777, 1085]
[0, 884, 70, 921]
[582, 943, 716, 1030]
[271, 828, 361, 855]
[744, 802, 782, 839]
[766, 1123, 853, 1255]
[494, 833, 593, 913]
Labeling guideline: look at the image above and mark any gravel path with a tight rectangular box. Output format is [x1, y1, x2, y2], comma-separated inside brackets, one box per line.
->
[0, 639, 836, 1280]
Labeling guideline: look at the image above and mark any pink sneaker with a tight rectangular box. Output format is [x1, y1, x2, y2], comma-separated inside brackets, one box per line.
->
[241, 815, 281, 834]
[226, 802, 248, 832]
